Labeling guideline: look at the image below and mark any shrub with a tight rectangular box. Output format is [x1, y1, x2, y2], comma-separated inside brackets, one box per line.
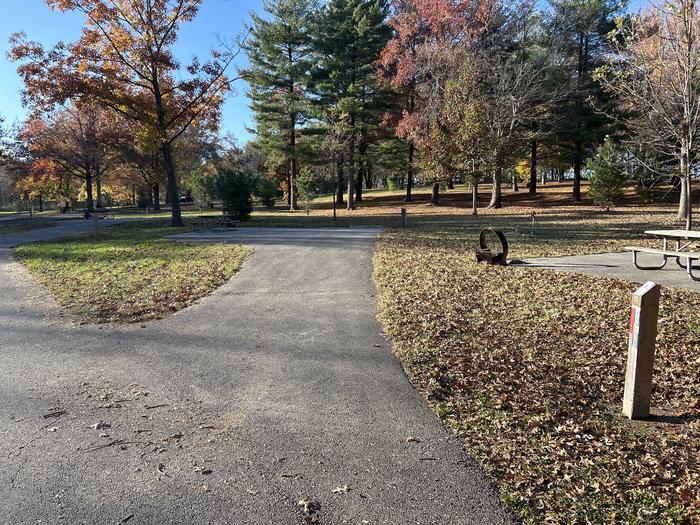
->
[587, 137, 627, 210]
[386, 177, 401, 190]
[296, 167, 318, 201]
[255, 176, 278, 209]
[215, 168, 254, 220]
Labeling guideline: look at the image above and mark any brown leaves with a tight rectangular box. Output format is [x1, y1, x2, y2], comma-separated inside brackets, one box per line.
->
[374, 225, 700, 524]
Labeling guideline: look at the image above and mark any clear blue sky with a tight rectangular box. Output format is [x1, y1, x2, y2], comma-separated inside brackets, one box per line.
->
[0, 0, 264, 143]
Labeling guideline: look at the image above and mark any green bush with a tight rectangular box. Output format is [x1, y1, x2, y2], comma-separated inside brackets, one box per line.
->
[215, 169, 254, 220]
[587, 137, 627, 209]
[255, 176, 278, 209]
[386, 177, 401, 191]
[296, 167, 319, 201]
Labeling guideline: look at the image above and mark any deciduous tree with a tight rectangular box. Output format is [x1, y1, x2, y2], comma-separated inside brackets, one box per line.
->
[598, 0, 700, 228]
[10, 0, 241, 226]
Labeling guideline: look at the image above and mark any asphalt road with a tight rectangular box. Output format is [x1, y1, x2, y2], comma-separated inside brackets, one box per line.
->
[0, 225, 515, 525]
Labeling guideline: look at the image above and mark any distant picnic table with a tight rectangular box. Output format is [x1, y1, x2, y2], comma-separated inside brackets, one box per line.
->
[191, 214, 240, 232]
[626, 229, 700, 281]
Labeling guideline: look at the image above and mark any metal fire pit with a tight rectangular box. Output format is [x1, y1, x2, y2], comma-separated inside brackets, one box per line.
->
[475, 228, 509, 265]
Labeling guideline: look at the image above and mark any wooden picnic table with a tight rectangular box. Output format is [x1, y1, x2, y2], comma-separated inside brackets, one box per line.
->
[626, 229, 700, 281]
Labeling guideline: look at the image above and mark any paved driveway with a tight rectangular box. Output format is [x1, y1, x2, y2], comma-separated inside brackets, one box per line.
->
[0, 226, 514, 524]
[523, 251, 700, 292]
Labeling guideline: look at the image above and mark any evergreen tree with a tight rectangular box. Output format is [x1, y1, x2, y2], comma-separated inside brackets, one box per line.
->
[546, 0, 622, 202]
[587, 136, 626, 209]
[310, 0, 389, 209]
[245, 0, 316, 211]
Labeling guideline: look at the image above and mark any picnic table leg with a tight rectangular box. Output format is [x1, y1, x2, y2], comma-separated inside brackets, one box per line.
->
[686, 256, 700, 281]
[631, 249, 670, 270]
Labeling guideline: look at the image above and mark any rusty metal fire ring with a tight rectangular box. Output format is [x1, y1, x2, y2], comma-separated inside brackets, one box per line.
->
[475, 228, 509, 265]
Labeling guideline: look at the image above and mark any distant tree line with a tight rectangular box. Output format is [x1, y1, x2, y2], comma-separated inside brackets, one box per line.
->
[3, 0, 699, 226]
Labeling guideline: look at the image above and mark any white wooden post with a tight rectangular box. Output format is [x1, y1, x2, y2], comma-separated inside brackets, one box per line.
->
[622, 281, 661, 419]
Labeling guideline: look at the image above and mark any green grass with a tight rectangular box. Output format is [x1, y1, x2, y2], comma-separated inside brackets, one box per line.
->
[0, 219, 58, 235]
[14, 221, 251, 323]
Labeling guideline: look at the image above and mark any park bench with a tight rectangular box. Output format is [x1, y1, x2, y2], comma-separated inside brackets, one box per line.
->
[93, 209, 116, 220]
[191, 214, 240, 232]
[83, 209, 115, 220]
[625, 229, 700, 281]
[219, 214, 240, 230]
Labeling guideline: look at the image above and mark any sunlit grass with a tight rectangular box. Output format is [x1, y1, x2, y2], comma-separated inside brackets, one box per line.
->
[15, 221, 250, 323]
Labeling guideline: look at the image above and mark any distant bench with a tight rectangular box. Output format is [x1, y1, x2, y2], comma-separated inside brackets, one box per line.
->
[91, 209, 116, 220]
[191, 215, 240, 232]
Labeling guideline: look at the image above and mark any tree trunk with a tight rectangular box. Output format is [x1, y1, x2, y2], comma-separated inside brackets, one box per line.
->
[96, 173, 103, 209]
[347, 123, 355, 210]
[336, 158, 344, 206]
[153, 75, 183, 226]
[488, 168, 502, 208]
[286, 172, 292, 206]
[290, 117, 298, 211]
[529, 140, 537, 194]
[687, 176, 693, 230]
[153, 183, 161, 211]
[447, 180, 454, 190]
[557, 168, 564, 183]
[365, 160, 373, 189]
[512, 172, 519, 192]
[365, 160, 374, 190]
[162, 142, 183, 227]
[355, 159, 364, 202]
[290, 159, 298, 211]
[406, 141, 414, 202]
[679, 148, 693, 229]
[347, 157, 355, 211]
[38, 193, 43, 213]
[85, 167, 95, 213]
[431, 182, 439, 205]
[471, 180, 478, 215]
[573, 142, 582, 203]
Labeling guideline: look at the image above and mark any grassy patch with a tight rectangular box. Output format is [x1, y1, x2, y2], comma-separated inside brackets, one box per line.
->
[374, 226, 700, 524]
[14, 221, 251, 323]
[0, 219, 58, 235]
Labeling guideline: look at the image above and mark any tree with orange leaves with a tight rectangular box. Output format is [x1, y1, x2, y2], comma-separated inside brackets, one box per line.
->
[10, 0, 242, 227]
[14, 157, 62, 212]
[20, 104, 119, 213]
[381, 0, 561, 209]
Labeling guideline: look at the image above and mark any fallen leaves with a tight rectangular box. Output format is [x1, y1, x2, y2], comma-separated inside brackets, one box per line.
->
[374, 223, 700, 524]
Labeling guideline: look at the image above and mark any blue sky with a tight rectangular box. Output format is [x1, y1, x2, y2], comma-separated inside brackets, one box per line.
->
[0, 0, 264, 143]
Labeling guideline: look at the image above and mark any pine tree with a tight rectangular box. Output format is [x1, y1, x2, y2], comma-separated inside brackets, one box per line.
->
[546, 0, 621, 203]
[245, 0, 316, 211]
[310, 0, 389, 209]
[587, 136, 626, 209]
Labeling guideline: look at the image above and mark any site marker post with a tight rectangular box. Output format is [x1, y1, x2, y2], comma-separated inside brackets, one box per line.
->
[622, 281, 661, 419]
